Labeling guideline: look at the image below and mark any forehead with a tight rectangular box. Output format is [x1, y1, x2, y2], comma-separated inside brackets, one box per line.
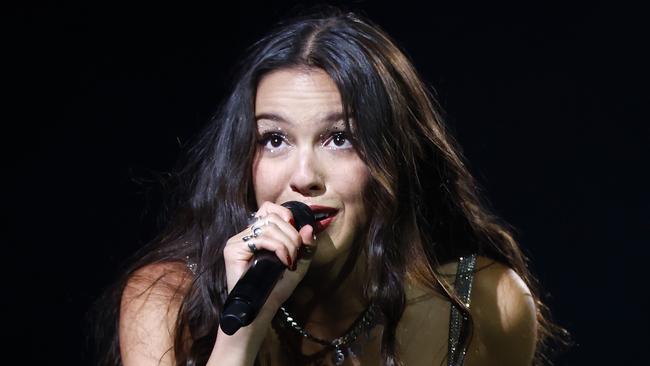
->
[255, 68, 344, 127]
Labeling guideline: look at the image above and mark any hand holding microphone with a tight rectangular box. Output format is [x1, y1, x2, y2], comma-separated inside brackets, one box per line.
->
[220, 201, 316, 335]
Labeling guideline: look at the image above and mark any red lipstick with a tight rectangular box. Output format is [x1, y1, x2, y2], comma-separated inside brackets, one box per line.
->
[308, 205, 339, 234]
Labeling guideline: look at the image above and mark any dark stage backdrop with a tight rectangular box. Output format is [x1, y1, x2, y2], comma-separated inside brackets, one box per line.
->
[6, 1, 648, 365]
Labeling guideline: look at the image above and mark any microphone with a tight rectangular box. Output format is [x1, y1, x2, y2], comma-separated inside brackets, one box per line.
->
[219, 201, 315, 335]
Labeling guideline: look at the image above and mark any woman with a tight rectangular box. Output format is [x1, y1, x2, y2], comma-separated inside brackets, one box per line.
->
[95, 8, 560, 366]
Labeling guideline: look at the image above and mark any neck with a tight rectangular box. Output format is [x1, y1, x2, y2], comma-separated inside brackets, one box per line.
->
[288, 248, 369, 331]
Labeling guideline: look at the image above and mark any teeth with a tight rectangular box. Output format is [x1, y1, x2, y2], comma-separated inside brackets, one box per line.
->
[314, 212, 330, 220]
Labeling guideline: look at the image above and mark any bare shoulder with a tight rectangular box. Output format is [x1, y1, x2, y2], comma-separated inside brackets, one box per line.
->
[122, 261, 192, 303]
[119, 261, 193, 366]
[466, 256, 538, 366]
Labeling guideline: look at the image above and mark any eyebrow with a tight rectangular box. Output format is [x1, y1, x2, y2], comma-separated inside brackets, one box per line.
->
[255, 111, 345, 126]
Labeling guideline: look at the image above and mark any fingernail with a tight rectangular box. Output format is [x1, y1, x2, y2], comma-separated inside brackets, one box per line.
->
[286, 254, 293, 270]
[289, 217, 295, 226]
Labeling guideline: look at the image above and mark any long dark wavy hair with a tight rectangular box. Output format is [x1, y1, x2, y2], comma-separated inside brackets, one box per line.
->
[92, 7, 564, 366]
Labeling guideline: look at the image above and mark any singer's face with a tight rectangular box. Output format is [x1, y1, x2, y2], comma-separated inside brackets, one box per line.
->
[252, 68, 370, 267]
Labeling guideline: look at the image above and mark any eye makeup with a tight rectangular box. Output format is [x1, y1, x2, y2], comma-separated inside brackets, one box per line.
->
[255, 119, 354, 153]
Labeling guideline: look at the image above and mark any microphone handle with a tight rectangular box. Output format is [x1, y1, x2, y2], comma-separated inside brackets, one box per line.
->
[219, 251, 284, 335]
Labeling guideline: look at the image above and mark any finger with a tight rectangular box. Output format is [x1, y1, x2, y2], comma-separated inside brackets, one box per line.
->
[299, 224, 316, 246]
[227, 225, 293, 262]
[250, 218, 302, 264]
[254, 202, 293, 224]
[248, 214, 302, 255]
[256, 214, 301, 245]
[295, 225, 317, 268]
[244, 236, 294, 267]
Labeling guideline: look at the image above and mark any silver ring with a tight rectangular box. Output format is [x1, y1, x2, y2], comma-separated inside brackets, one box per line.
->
[242, 234, 253, 241]
[247, 241, 257, 253]
[251, 219, 267, 229]
[251, 219, 268, 234]
[253, 226, 263, 237]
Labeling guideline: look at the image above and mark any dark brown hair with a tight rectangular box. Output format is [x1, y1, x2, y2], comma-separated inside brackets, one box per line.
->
[92, 7, 564, 366]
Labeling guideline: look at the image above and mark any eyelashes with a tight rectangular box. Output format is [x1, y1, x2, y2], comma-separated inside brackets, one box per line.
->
[325, 131, 353, 149]
[257, 131, 353, 152]
[256, 131, 289, 152]
[258, 132, 286, 149]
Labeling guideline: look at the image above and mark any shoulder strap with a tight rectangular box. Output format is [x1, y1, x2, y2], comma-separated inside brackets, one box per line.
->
[447, 254, 477, 366]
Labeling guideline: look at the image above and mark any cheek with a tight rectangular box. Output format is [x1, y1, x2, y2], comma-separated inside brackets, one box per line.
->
[330, 159, 370, 205]
[252, 158, 286, 204]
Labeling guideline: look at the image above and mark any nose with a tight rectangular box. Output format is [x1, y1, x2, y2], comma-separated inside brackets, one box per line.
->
[289, 149, 325, 197]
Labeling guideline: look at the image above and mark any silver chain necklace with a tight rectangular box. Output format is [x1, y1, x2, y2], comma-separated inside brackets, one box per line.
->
[276, 304, 377, 365]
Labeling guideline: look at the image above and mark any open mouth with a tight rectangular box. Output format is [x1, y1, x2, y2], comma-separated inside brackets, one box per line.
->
[309, 206, 339, 234]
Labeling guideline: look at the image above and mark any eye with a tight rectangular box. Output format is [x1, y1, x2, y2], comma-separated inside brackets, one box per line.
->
[258, 132, 288, 150]
[324, 132, 353, 149]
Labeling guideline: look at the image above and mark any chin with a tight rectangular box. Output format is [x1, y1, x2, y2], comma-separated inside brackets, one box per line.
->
[309, 238, 355, 268]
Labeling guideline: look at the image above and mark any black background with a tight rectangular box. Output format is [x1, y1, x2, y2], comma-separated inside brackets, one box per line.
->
[6, 1, 648, 364]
